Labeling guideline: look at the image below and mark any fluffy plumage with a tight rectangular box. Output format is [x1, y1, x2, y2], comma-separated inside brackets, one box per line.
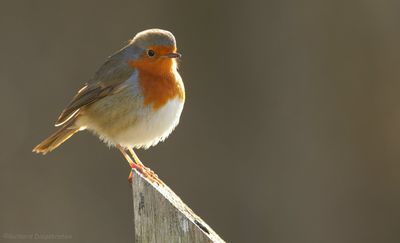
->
[33, 29, 184, 154]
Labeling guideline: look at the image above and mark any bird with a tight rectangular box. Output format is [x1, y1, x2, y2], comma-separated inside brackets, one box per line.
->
[33, 29, 185, 185]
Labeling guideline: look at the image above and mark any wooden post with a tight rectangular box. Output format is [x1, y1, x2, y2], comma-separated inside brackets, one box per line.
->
[131, 169, 225, 243]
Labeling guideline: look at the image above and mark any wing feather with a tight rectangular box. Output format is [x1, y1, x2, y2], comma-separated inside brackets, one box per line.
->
[54, 46, 135, 126]
[55, 85, 113, 126]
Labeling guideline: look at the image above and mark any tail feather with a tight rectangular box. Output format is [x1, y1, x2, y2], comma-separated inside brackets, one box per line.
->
[33, 125, 80, 155]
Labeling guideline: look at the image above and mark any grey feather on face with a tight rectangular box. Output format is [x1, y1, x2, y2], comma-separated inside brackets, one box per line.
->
[129, 29, 177, 50]
[89, 29, 177, 84]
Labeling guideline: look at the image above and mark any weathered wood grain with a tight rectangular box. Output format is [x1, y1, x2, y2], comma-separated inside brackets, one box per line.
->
[131, 169, 225, 243]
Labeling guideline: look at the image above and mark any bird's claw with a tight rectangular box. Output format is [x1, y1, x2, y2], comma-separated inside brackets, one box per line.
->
[129, 162, 164, 186]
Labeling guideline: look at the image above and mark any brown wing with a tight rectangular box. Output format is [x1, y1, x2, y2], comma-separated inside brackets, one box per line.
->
[55, 45, 135, 127]
[55, 84, 114, 126]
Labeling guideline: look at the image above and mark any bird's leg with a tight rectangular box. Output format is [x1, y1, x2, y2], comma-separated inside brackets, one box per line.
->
[128, 148, 163, 186]
[117, 145, 144, 183]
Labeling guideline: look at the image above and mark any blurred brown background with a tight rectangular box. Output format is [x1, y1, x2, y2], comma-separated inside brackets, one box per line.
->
[1, 0, 400, 242]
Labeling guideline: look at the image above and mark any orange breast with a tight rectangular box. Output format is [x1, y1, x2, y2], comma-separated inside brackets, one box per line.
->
[129, 47, 184, 110]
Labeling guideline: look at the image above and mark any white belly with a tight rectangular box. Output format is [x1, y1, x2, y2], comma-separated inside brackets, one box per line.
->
[114, 97, 184, 148]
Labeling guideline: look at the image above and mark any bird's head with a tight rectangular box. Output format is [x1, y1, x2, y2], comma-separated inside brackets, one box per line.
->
[127, 29, 181, 74]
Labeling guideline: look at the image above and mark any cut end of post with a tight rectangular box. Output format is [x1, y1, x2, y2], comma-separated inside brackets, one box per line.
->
[131, 169, 225, 243]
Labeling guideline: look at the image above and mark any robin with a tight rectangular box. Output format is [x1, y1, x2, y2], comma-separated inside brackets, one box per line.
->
[33, 29, 185, 185]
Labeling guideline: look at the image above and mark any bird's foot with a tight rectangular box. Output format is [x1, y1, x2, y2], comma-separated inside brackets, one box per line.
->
[129, 162, 164, 186]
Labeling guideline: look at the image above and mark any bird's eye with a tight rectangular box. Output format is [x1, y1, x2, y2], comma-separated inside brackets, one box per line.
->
[147, 50, 155, 57]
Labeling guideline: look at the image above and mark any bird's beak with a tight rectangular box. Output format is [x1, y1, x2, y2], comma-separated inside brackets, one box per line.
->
[163, 52, 182, 58]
